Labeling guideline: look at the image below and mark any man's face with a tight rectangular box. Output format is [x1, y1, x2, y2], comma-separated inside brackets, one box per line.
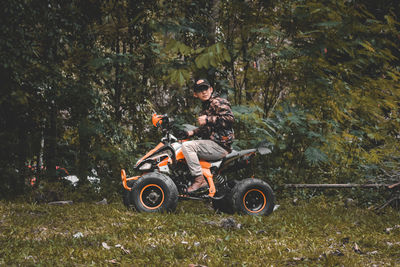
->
[194, 86, 213, 101]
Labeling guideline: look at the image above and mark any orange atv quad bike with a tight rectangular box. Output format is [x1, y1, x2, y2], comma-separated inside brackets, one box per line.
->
[121, 114, 275, 216]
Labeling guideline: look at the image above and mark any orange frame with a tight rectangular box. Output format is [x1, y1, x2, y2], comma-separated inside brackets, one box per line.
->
[121, 169, 141, 191]
[200, 160, 216, 197]
[121, 156, 216, 197]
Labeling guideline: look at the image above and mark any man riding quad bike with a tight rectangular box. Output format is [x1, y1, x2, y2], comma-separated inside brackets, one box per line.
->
[121, 113, 275, 216]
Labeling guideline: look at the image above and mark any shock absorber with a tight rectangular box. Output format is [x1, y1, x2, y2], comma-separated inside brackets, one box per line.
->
[213, 175, 225, 185]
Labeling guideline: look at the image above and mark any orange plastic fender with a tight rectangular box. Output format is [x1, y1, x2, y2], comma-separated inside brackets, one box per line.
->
[136, 142, 164, 166]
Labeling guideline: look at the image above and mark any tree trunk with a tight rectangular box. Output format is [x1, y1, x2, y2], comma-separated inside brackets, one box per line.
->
[243, 45, 251, 103]
[114, 38, 122, 122]
[45, 101, 57, 181]
[77, 116, 90, 186]
[15, 118, 28, 195]
[207, 0, 220, 86]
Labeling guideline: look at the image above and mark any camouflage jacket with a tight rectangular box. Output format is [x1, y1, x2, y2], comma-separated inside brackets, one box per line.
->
[193, 95, 235, 152]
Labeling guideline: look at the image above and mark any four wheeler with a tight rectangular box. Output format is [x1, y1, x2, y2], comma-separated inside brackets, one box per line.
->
[121, 114, 275, 216]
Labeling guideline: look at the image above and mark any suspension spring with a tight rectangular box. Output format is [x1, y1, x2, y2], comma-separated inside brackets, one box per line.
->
[214, 175, 225, 185]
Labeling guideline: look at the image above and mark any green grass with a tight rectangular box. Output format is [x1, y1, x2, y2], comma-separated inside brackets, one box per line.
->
[1, 197, 399, 266]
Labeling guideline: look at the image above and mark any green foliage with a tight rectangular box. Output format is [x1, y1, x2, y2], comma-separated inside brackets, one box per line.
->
[304, 147, 328, 166]
[1, 0, 399, 200]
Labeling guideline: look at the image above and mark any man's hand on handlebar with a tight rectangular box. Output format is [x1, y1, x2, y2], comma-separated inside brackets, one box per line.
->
[197, 115, 207, 126]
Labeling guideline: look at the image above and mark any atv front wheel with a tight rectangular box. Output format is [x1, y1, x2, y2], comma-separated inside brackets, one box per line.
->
[232, 178, 275, 216]
[129, 172, 178, 213]
[122, 180, 136, 208]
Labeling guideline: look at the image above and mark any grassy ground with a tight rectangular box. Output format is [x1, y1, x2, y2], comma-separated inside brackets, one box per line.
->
[1, 196, 399, 266]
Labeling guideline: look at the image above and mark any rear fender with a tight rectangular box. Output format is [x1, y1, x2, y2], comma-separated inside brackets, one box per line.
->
[219, 150, 257, 173]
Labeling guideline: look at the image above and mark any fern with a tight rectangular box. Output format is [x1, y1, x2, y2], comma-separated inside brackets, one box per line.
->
[305, 146, 328, 166]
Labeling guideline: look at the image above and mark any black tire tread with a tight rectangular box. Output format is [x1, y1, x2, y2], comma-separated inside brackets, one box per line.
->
[130, 172, 178, 213]
[232, 178, 275, 216]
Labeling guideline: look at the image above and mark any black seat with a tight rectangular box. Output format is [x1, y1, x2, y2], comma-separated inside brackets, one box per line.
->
[224, 149, 256, 160]
[201, 149, 257, 163]
[202, 150, 239, 163]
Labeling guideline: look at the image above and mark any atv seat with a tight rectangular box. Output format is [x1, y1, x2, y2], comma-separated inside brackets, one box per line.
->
[200, 150, 238, 163]
[224, 149, 256, 160]
[203, 149, 256, 163]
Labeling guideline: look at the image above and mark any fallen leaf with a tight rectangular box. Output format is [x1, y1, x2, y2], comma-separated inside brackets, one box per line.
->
[332, 249, 344, 256]
[96, 198, 107, 205]
[385, 225, 400, 233]
[220, 218, 237, 229]
[107, 259, 118, 264]
[121, 247, 131, 254]
[341, 237, 350, 244]
[24, 255, 35, 261]
[353, 243, 363, 254]
[385, 227, 393, 233]
[102, 242, 111, 250]
[73, 232, 84, 238]
[114, 244, 131, 254]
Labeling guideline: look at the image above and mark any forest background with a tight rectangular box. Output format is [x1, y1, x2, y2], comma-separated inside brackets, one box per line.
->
[1, 0, 399, 202]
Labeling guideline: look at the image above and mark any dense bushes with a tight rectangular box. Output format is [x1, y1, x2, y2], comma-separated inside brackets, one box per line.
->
[1, 0, 399, 200]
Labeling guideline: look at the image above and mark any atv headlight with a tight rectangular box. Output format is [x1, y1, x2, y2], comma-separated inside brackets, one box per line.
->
[139, 162, 152, 171]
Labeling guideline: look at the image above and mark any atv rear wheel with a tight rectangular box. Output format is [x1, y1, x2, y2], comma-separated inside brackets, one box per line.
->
[129, 172, 178, 213]
[232, 178, 275, 216]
